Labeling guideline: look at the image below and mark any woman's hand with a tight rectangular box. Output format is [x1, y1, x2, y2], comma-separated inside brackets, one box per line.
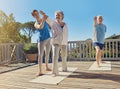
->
[40, 10, 45, 15]
[40, 10, 48, 20]
[43, 14, 48, 20]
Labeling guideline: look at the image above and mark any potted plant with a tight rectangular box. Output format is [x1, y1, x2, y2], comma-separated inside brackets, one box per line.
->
[23, 43, 38, 62]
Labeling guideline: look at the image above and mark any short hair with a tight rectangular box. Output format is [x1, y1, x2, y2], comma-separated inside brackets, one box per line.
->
[31, 9, 38, 16]
[55, 10, 64, 19]
[97, 15, 103, 20]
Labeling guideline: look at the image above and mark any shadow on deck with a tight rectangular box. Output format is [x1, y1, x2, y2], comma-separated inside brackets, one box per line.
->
[0, 61, 120, 89]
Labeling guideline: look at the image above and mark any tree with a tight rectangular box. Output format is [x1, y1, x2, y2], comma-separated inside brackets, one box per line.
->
[0, 10, 8, 26]
[21, 21, 36, 43]
[19, 34, 29, 43]
[106, 34, 120, 39]
[0, 10, 28, 43]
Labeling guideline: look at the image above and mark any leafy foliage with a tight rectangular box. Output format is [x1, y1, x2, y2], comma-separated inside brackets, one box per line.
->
[23, 43, 38, 54]
[106, 34, 120, 39]
[21, 21, 37, 43]
[0, 10, 30, 43]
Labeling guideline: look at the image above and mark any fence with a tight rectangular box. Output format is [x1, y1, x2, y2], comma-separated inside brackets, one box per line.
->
[0, 39, 120, 64]
[0, 43, 25, 65]
[68, 39, 120, 61]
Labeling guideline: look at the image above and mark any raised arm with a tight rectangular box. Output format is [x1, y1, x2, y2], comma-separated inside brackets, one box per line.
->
[34, 17, 45, 29]
[93, 16, 97, 40]
[40, 10, 54, 27]
[94, 16, 97, 28]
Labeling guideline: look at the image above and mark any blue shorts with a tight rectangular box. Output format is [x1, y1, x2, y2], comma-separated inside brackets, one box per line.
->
[93, 42, 104, 50]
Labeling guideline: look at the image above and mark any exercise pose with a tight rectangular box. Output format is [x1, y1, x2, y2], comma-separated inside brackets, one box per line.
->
[93, 15, 107, 67]
[40, 10, 68, 76]
[31, 10, 51, 76]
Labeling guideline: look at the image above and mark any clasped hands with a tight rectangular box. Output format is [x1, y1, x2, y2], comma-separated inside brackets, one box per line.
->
[40, 10, 48, 20]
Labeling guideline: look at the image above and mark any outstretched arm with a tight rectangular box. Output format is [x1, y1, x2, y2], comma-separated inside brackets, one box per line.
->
[40, 10, 54, 27]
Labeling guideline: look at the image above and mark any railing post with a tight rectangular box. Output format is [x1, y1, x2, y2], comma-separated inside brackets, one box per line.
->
[67, 39, 120, 61]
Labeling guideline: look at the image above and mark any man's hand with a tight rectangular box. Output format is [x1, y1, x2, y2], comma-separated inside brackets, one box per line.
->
[94, 16, 97, 27]
[94, 16, 97, 21]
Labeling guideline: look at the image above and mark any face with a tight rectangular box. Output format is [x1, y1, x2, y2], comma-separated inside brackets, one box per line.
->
[33, 11, 39, 19]
[55, 12, 63, 21]
[97, 16, 103, 24]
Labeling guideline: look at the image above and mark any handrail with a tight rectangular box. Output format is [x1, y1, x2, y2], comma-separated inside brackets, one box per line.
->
[68, 39, 120, 61]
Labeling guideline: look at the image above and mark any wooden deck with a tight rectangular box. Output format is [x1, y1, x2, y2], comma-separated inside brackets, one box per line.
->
[0, 61, 120, 89]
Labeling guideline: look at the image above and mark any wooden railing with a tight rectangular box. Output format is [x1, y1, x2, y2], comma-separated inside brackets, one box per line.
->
[0, 39, 120, 64]
[68, 39, 120, 61]
[0, 43, 25, 64]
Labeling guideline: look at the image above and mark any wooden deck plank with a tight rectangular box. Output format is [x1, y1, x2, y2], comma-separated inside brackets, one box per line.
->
[0, 61, 120, 89]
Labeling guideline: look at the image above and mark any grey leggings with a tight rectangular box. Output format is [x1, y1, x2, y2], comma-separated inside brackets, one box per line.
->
[38, 38, 51, 65]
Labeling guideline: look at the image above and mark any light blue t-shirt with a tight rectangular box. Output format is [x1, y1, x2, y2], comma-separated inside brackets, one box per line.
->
[37, 21, 50, 42]
[93, 24, 106, 44]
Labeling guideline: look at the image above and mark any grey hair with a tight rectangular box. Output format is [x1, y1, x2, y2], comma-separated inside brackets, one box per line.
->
[55, 10, 64, 19]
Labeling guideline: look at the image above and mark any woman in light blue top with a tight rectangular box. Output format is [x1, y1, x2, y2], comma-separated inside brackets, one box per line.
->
[31, 10, 51, 76]
[93, 15, 106, 67]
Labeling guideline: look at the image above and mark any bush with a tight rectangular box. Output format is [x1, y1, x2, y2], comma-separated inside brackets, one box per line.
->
[23, 43, 38, 54]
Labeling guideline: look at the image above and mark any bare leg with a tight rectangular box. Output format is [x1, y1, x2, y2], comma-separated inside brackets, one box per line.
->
[61, 45, 67, 71]
[99, 50, 103, 63]
[45, 39, 51, 71]
[95, 46, 101, 67]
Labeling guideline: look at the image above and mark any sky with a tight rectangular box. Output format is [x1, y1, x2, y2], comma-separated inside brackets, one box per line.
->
[0, 0, 120, 43]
